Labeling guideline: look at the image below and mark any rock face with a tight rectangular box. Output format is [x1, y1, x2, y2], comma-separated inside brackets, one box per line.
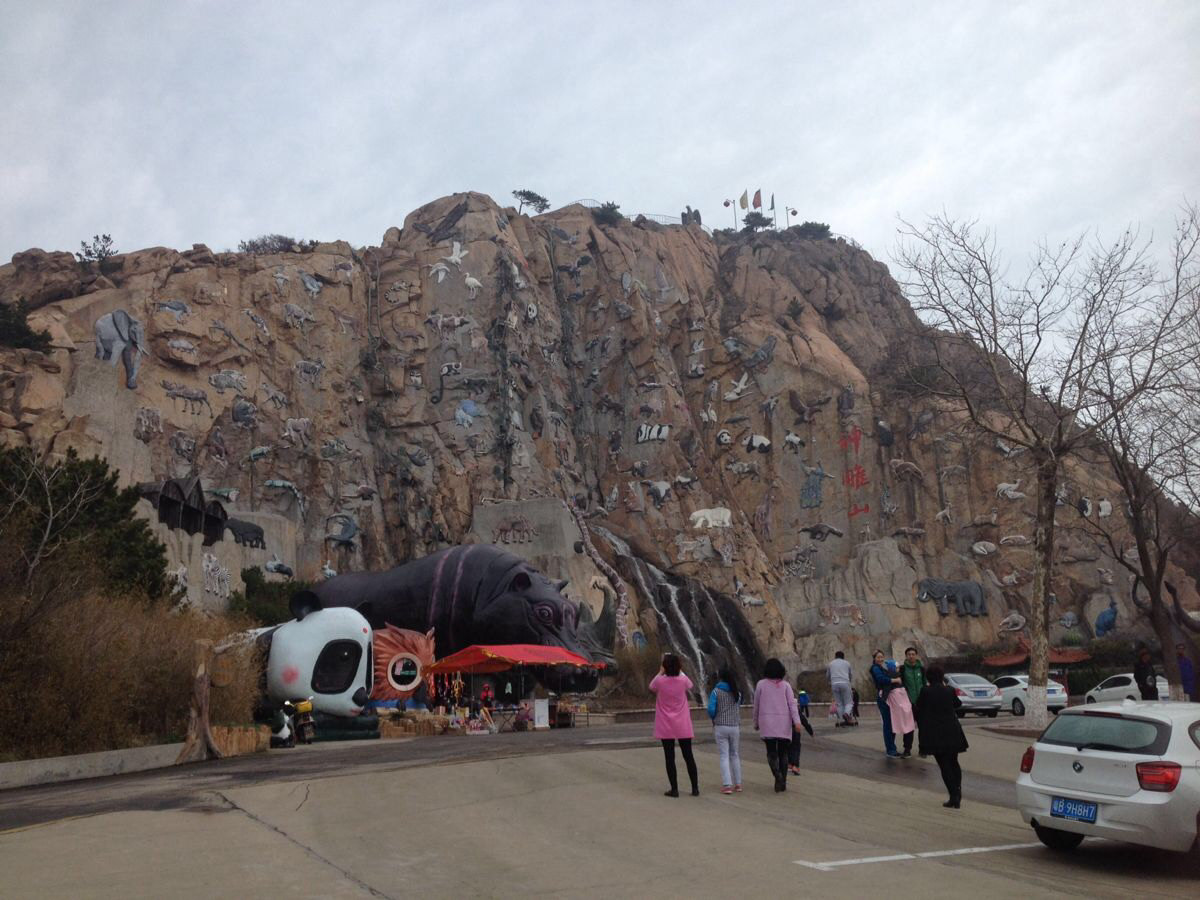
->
[2, 193, 1195, 683]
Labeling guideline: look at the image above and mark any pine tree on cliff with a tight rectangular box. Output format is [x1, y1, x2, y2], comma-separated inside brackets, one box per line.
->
[512, 190, 550, 215]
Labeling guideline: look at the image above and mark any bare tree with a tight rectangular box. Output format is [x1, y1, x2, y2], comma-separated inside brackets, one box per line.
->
[895, 211, 1196, 726]
[1073, 204, 1200, 699]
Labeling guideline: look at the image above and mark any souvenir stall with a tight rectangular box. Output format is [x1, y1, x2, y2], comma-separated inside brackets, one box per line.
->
[423, 644, 606, 733]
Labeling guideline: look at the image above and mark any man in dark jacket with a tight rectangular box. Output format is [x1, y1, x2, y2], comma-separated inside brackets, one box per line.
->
[1134, 648, 1159, 700]
[914, 666, 968, 808]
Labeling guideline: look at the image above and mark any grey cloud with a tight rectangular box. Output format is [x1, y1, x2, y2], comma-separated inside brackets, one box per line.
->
[1, 1, 1196, 267]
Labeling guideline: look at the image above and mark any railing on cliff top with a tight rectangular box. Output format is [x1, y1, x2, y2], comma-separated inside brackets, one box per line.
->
[558, 200, 862, 248]
[561, 199, 714, 236]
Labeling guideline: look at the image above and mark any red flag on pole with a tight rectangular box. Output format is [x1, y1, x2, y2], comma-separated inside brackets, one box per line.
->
[752, 190, 762, 209]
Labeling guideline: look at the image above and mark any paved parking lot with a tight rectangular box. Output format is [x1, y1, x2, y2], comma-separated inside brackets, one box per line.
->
[1, 718, 1196, 897]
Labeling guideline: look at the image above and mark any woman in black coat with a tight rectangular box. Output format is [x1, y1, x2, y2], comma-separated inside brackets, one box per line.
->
[913, 666, 969, 808]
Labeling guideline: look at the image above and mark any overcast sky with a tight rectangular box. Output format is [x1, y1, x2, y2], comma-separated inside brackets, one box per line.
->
[2, 2, 1197, 273]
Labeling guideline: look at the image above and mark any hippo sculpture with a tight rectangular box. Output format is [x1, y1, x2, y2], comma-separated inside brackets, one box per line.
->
[313, 545, 616, 690]
[916, 577, 987, 617]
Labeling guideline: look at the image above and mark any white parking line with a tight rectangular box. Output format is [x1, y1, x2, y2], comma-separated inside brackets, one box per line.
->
[795, 842, 1043, 871]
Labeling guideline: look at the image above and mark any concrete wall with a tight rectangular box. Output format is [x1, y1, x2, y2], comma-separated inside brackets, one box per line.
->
[0, 743, 186, 791]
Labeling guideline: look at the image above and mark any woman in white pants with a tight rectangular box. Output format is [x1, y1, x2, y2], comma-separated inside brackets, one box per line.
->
[706, 667, 743, 794]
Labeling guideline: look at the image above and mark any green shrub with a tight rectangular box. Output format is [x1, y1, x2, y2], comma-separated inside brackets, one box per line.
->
[0, 300, 52, 353]
[228, 566, 311, 626]
[76, 233, 117, 263]
[0, 447, 168, 608]
[237, 234, 318, 254]
[592, 202, 624, 226]
[790, 221, 831, 240]
[741, 211, 772, 232]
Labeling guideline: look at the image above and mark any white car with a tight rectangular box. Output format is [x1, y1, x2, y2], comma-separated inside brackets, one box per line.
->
[945, 673, 1001, 716]
[1085, 673, 1171, 704]
[993, 674, 1068, 716]
[1016, 701, 1200, 852]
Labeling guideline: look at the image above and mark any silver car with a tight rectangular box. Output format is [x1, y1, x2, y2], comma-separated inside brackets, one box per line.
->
[945, 673, 1001, 717]
[1017, 701, 1200, 852]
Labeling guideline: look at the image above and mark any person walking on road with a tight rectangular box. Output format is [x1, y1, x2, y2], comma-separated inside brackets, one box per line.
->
[827, 651, 855, 727]
[914, 666, 969, 808]
[651, 653, 698, 797]
[788, 678, 815, 775]
[1176, 644, 1196, 702]
[707, 667, 743, 794]
[870, 651, 902, 758]
[753, 658, 804, 792]
[1134, 647, 1159, 701]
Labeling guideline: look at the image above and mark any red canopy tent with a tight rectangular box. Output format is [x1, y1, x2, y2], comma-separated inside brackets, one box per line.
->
[423, 644, 606, 676]
[982, 637, 1091, 668]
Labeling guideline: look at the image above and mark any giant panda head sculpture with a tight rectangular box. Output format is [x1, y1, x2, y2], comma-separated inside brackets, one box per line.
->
[265, 590, 373, 717]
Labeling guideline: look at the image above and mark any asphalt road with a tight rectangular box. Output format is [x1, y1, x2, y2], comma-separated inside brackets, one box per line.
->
[1, 717, 1196, 898]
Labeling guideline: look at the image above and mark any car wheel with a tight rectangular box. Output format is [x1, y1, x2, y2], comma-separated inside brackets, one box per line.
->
[1012, 698, 1025, 717]
[1033, 823, 1085, 852]
[986, 710, 998, 718]
[1085, 696, 1095, 704]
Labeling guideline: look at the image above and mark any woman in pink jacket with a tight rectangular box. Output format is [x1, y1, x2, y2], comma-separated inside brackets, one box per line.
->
[650, 653, 698, 797]
[752, 657, 804, 792]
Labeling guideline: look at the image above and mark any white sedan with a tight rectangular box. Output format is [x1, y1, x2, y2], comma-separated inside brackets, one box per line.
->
[1085, 673, 1171, 704]
[993, 674, 1068, 716]
[1016, 701, 1200, 852]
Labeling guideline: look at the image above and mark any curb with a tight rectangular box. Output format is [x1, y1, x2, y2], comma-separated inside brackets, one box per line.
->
[0, 743, 187, 792]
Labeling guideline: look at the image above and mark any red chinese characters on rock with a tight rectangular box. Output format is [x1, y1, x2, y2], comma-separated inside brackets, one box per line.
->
[843, 464, 869, 490]
[849, 502, 871, 518]
[838, 425, 863, 455]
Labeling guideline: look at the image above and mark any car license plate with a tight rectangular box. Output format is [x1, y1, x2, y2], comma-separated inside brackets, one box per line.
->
[1050, 796, 1097, 823]
[973, 690, 989, 697]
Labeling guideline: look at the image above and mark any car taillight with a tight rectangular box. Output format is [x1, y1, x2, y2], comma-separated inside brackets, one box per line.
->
[1020, 746, 1035, 773]
[1136, 762, 1182, 792]
[954, 687, 967, 697]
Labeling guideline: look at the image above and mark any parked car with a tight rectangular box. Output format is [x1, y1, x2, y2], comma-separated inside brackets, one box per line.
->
[1016, 701, 1200, 852]
[945, 673, 1001, 717]
[1085, 673, 1171, 704]
[993, 674, 1068, 716]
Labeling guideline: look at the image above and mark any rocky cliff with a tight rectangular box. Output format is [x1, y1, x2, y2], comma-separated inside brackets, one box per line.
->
[2, 193, 1193, 686]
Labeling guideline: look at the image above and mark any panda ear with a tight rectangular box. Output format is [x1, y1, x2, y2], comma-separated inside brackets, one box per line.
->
[290, 590, 322, 621]
[510, 572, 532, 591]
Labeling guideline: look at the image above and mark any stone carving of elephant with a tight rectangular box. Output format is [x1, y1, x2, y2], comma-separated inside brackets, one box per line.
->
[94, 309, 148, 389]
[225, 517, 266, 548]
[916, 577, 987, 617]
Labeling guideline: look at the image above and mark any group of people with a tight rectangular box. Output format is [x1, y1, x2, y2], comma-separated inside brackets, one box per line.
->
[648, 654, 814, 798]
[1135, 644, 1198, 702]
[831, 647, 968, 808]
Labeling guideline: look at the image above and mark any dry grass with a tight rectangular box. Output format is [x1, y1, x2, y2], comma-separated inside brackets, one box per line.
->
[0, 592, 260, 761]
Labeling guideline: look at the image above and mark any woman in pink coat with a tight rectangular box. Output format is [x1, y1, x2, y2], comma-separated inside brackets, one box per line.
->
[650, 653, 698, 797]
[752, 657, 804, 792]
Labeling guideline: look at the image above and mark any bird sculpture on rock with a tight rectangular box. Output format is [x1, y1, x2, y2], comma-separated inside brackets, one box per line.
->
[463, 273, 483, 299]
[440, 241, 469, 268]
